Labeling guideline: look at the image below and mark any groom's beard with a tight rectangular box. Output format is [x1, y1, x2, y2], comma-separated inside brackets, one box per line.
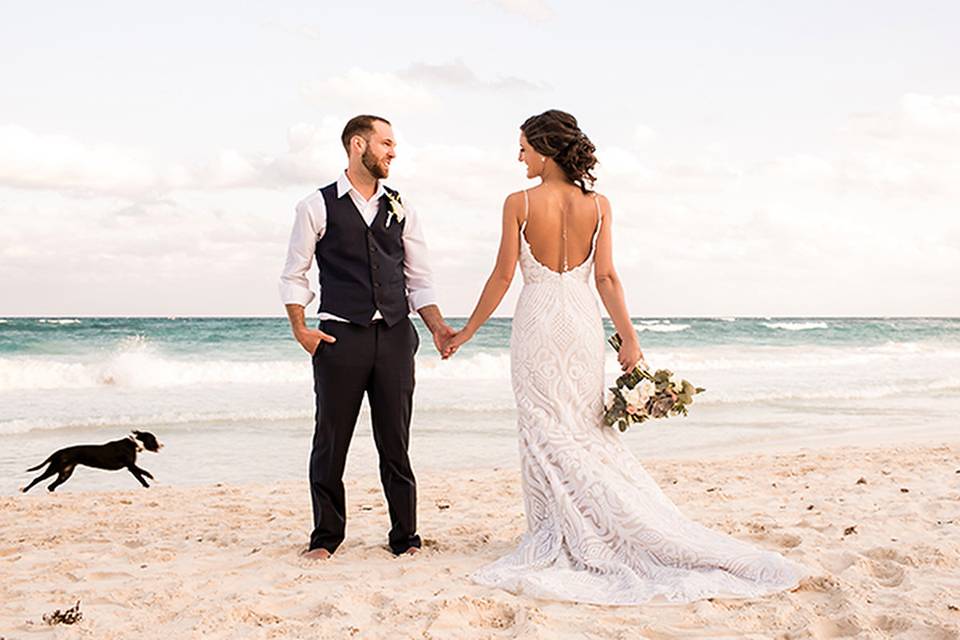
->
[362, 148, 389, 179]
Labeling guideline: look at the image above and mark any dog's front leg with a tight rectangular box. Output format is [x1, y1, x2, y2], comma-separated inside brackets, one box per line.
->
[127, 464, 151, 487]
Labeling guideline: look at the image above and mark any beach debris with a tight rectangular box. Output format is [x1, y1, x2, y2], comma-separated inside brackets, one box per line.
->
[42, 600, 82, 625]
[436, 499, 451, 510]
[855, 477, 867, 485]
[900, 488, 910, 493]
[843, 526, 857, 536]
[359, 504, 373, 511]
[948, 604, 958, 611]
[706, 487, 719, 493]
[806, 504, 814, 510]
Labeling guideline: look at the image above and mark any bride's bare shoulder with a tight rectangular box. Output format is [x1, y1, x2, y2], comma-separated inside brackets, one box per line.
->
[503, 190, 527, 207]
[593, 191, 611, 212]
[502, 191, 527, 224]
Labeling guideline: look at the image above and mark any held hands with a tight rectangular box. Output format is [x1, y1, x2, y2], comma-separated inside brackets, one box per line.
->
[295, 327, 336, 355]
[431, 323, 457, 359]
[440, 329, 470, 359]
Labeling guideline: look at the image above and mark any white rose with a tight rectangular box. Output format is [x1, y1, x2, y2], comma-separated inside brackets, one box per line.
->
[638, 381, 656, 401]
[604, 388, 616, 409]
[624, 386, 643, 407]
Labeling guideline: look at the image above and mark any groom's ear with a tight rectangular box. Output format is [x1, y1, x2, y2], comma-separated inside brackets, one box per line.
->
[344, 134, 366, 161]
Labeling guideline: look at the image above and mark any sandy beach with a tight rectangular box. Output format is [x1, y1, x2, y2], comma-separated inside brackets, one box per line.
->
[2, 442, 958, 639]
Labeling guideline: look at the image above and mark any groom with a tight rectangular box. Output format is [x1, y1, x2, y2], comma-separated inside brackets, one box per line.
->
[279, 115, 454, 559]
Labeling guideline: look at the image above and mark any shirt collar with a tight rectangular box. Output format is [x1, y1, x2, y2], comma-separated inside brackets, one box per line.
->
[336, 171, 386, 202]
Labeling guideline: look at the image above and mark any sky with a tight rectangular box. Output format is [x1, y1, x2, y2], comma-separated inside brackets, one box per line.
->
[1, 0, 958, 317]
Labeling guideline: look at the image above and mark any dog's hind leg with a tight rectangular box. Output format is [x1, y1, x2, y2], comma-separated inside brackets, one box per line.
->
[20, 466, 57, 493]
[46, 465, 76, 492]
[127, 464, 151, 487]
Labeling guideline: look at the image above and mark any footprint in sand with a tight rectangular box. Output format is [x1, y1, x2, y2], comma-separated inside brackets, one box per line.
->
[426, 597, 520, 636]
[809, 615, 863, 638]
[770, 532, 803, 548]
[794, 575, 854, 619]
[819, 551, 859, 575]
[861, 558, 906, 588]
[874, 614, 912, 634]
[863, 546, 917, 567]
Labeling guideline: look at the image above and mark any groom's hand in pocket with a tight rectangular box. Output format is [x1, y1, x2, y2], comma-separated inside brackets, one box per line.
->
[295, 327, 336, 356]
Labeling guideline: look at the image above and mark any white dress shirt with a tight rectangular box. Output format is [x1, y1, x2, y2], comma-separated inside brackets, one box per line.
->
[279, 171, 438, 321]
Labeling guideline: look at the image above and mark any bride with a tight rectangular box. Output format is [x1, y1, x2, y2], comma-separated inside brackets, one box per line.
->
[442, 110, 803, 605]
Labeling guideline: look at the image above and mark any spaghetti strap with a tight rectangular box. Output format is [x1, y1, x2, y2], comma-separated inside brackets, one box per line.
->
[521, 189, 529, 230]
[590, 193, 603, 254]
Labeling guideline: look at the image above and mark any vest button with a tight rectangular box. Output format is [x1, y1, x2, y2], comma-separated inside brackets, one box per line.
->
[374, 282, 380, 288]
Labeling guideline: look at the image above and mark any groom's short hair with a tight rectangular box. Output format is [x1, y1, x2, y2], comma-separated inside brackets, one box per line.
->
[341, 115, 391, 152]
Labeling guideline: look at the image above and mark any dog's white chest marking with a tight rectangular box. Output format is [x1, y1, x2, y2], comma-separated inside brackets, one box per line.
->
[127, 435, 143, 452]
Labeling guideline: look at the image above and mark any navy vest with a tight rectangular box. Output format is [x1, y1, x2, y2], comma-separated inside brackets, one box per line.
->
[315, 182, 409, 326]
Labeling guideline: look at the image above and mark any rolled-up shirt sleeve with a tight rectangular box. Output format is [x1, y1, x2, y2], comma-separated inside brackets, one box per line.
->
[279, 196, 325, 307]
[400, 199, 438, 312]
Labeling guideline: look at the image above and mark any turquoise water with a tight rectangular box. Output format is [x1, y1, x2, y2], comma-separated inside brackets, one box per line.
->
[2, 316, 958, 493]
[3, 317, 959, 357]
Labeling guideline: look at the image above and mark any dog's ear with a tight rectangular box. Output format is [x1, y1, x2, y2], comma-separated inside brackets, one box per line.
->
[132, 430, 141, 436]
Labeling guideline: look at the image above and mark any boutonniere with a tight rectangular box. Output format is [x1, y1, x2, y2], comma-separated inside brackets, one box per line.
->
[385, 192, 406, 228]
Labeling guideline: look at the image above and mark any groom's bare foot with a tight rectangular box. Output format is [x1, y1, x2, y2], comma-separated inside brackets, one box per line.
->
[301, 547, 332, 560]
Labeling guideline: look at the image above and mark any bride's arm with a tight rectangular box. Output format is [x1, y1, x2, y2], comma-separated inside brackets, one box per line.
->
[445, 193, 523, 351]
[593, 195, 645, 371]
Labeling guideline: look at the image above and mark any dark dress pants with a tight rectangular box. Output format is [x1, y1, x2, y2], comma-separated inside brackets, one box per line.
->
[308, 318, 421, 555]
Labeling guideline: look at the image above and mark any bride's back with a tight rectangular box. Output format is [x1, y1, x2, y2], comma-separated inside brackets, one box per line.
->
[522, 185, 600, 273]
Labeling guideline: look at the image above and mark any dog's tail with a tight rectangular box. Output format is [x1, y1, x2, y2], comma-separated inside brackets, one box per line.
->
[25, 455, 53, 472]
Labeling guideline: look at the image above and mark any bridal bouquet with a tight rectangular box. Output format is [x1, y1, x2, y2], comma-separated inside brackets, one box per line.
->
[603, 334, 705, 432]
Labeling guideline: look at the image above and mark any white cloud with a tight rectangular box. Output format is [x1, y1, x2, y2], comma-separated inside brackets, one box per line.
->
[0, 125, 158, 197]
[0, 121, 345, 196]
[634, 125, 657, 143]
[401, 60, 544, 92]
[301, 68, 436, 112]
[258, 119, 347, 187]
[757, 94, 960, 199]
[900, 93, 960, 133]
[595, 146, 655, 181]
[2, 94, 958, 315]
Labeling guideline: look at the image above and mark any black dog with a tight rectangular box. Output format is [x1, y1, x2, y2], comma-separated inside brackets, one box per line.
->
[20, 430, 164, 493]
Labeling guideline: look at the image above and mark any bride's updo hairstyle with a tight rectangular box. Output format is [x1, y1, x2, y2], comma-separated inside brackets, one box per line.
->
[520, 109, 598, 193]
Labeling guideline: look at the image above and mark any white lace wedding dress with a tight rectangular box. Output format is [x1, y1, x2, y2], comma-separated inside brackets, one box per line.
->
[470, 192, 804, 605]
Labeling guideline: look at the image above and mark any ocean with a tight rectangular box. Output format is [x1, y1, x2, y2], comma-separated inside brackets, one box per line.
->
[2, 317, 959, 494]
